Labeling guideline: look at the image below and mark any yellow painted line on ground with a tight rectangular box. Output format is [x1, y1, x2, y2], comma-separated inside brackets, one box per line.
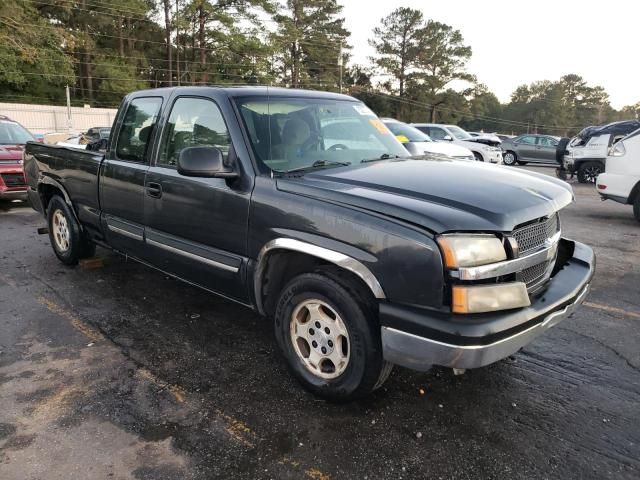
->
[137, 368, 187, 404]
[305, 468, 331, 480]
[215, 409, 258, 448]
[37, 296, 104, 342]
[584, 301, 640, 320]
[279, 457, 331, 480]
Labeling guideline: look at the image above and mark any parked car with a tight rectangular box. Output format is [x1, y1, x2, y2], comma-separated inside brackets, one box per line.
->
[468, 132, 502, 146]
[0, 115, 35, 200]
[596, 127, 640, 222]
[564, 120, 640, 183]
[411, 123, 503, 163]
[24, 86, 594, 401]
[85, 127, 111, 141]
[500, 134, 562, 166]
[382, 119, 474, 160]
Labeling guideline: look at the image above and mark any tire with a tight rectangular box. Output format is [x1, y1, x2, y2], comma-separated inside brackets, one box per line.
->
[555, 168, 568, 181]
[473, 152, 484, 162]
[633, 194, 640, 223]
[503, 151, 517, 166]
[577, 161, 603, 184]
[274, 270, 391, 402]
[47, 195, 94, 265]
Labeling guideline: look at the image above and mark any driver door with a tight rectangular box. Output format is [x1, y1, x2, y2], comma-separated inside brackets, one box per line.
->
[143, 95, 250, 301]
[515, 135, 537, 161]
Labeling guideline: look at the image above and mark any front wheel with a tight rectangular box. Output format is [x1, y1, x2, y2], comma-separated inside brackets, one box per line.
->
[274, 270, 392, 402]
[503, 151, 517, 166]
[47, 195, 95, 265]
[577, 161, 603, 184]
[633, 194, 640, 223]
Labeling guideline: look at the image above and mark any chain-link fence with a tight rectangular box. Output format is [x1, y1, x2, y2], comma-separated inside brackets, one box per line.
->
[0, 103, 118, 135]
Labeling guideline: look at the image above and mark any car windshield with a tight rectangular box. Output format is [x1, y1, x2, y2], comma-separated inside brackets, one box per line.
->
[235, 96, 408, 173]
[446, 125, 472, 140]
[0, 120, 35, 145]
[384, 122, 432, 143]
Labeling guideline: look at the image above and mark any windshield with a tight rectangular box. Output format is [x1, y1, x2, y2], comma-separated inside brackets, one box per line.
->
[446, 125, 472, 140]
[384, 122, 432, 143]
[235, 97, 408, 173]
[0, 120, 35, 145]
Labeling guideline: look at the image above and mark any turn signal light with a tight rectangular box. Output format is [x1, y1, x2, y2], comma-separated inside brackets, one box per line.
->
[452, 283, 530, 314]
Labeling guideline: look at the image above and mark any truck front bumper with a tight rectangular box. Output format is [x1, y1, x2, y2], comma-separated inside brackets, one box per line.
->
[380, 240, 595, 371]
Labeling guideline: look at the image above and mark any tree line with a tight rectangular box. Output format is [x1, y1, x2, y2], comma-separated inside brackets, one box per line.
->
[1, 1, 638, 135]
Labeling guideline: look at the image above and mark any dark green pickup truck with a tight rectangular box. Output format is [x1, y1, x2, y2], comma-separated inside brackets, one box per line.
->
[24, 86, 595, 401]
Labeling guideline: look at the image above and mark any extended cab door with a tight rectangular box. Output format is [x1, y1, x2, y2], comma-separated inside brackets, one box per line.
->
[142, 94, 251, 302]
[100, 96, 163, 257]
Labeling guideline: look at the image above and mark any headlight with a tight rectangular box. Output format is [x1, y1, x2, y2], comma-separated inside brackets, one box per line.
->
[608, 142, 626, 157]
[437, 234, 507, 268]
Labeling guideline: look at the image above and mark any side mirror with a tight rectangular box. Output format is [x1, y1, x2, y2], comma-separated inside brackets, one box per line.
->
[443, 135, 453, 141]
[177, 146, 238, 178]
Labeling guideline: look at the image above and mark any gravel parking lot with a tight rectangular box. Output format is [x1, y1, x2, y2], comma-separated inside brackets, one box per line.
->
[1, 165, 639, 480]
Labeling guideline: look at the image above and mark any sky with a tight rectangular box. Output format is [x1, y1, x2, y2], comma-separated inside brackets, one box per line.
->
[341, 0, 638, 109]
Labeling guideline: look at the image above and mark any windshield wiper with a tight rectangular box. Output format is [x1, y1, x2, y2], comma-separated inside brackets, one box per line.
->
[281, 159, 351, 174]
[360, 153, 402, 163]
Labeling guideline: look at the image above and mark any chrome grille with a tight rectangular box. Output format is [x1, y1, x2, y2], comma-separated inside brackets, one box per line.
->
[518, 260, 550, 287]
[513, 214, 559, 255]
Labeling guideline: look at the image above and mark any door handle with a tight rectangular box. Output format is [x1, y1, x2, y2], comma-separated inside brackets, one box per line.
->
[146, 182, 162, 198]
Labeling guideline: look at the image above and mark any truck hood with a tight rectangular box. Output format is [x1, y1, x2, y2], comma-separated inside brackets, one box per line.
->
[277, 157, 573, 233]
[0, 144, 24, 162]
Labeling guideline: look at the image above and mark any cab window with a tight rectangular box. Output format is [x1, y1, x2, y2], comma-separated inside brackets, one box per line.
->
[518, 135, 537, 145]
[158, 97, 231, 167]
[425, 127, 448, 141]
[115, 97, 162, 163]
[537, 137, 558, 147]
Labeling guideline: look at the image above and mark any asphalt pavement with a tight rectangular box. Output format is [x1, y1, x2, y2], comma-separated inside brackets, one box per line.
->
[1, 165, 639, 479]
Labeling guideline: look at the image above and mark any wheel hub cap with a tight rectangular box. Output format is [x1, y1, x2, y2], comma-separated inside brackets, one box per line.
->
[290, 300, 350, 379]
[52, 210, 70, 252]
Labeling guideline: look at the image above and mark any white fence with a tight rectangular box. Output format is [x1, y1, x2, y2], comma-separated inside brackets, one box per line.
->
[0, 102, 118, 135]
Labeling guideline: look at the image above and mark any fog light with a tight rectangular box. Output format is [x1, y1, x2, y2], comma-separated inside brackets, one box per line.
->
[452, 282, 530, 314]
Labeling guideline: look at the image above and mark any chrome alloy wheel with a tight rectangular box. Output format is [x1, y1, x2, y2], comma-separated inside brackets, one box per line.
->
[503, 152, 516, 165]
[52, 210, 70, 252]
[290, 299, 350, 379]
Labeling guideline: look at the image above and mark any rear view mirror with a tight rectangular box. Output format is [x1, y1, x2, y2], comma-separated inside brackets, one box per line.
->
[443, 135, 453, 141]
[177, 146, 238, 178]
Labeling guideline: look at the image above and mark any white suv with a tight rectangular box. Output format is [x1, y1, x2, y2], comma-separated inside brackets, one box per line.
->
[412, 123, 503, 164]
[596, 128, 640, 223]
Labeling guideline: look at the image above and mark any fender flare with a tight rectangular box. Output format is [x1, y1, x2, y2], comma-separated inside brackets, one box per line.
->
[253, 237, 386, 316]
[37, 176, 83, 229]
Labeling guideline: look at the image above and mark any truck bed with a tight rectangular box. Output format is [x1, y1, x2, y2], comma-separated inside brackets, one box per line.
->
[24, 142, 105, 231]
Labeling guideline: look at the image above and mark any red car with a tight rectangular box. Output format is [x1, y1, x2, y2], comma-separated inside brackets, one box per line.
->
[0, 115, 35, 200]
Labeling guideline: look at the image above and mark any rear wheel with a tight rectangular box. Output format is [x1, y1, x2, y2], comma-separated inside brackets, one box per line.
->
[502, 151, 517, 166]
[274, 270, 392, 402]
[633, 194, 640, 223]
[577, 161, 603, 184]
[47, 195, 95, 265]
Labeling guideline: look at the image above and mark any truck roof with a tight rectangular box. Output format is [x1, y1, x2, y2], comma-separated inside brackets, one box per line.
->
[127, 86, 358, 102]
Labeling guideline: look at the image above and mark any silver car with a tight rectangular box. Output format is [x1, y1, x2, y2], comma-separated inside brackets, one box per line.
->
[501, 134, 560, 166]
